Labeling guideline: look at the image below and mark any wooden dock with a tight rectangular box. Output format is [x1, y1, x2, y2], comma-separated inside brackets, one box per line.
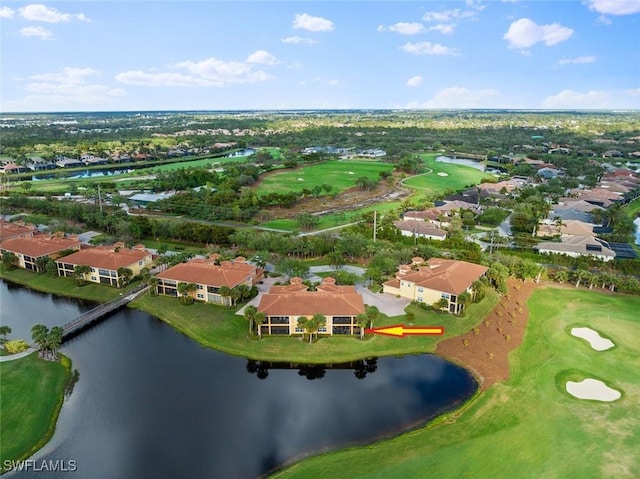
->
[62, 284, 149, 341]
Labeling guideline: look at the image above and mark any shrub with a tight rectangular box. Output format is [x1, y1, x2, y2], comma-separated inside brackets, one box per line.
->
[5, 339, 29, 354]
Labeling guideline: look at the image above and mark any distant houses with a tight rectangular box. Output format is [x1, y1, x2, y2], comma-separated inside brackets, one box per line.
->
[393, 220, 446, 241]
[535, 236, 616, 262]
[257, 277, 365, 336]
[0, 219, 36, 242]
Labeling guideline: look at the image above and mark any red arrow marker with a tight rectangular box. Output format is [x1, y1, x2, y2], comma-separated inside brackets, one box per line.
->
[365, 324, 444, 338]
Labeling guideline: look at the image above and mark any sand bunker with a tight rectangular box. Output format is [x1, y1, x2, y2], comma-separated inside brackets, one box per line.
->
[571, 327, 614, 351]
[297, 178, 304, 181]
[566, 378, 621, 401]
[437, 172, 449, 177]
[348, 171, 354, 174]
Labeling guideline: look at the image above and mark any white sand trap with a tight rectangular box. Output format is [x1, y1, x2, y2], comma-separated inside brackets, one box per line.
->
[297, 178, 304, 181]
[566, 378, 621, 401]
[348, 171, 354, 174]
[437, 172, 449, 177]
[571, 327, 615, 351]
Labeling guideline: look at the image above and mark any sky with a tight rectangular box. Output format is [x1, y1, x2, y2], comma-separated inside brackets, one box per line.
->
[1, 0, 639, 112]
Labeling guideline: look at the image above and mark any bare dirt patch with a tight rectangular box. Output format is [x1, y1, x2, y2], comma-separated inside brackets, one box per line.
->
[436, 279, 538, 391]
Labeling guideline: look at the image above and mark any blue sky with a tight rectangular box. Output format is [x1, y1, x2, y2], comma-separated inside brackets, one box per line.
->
[1, 1, 639, 111]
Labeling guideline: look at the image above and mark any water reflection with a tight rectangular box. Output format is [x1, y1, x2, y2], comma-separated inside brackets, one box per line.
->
[246, 358, 379, 380]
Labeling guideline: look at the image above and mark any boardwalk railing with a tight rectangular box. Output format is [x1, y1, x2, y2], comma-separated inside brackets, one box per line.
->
[62, 283, 149, 340]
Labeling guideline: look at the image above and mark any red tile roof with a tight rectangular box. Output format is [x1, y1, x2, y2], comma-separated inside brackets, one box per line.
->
[0, 221, 36, 241]
[156, 257, 260, 288]
[1, 234, 81, 258]
[57, 245, 151, 271]
[258, 278, 364, 317]
[396, 258, 488, 295]
[394, 220, 446, 237]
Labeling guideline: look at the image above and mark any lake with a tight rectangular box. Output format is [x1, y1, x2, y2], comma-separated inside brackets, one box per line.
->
[1, 282, 476, 479]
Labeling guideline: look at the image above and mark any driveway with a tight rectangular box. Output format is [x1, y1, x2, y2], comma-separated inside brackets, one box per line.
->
[236, 276, 279, 316]
[355, 284, 411, 317]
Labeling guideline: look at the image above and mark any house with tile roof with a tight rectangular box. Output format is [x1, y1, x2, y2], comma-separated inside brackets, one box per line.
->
[257, 277, 365, 336]
[0, 234, 82, 271]
[536, 220, 596, 239]
[383, 257, 488, 314]
[0, 219, 36, 242]
[393, 220, 446, 241]
[56, 243, 152, 286]
[155, 256, 263, 305]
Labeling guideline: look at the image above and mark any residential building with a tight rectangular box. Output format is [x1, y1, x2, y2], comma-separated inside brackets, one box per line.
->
[56, 157, 84, 168]
[0, 220, 36, 242]
[56, 243, 152, 286]
[383, 257, 488, 314]
[536, 220, 595, 238]
[534, 236, 616, 262]
[394, 220, 446, 241]
[0, 234, 82, 271]
[257, 277, 365, 336]
[155, 256, 263, 305]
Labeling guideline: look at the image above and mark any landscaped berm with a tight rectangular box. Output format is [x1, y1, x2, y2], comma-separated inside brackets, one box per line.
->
[271, 286, 640, 479]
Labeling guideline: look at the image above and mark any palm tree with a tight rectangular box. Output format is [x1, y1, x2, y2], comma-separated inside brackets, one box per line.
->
[236, 284, 251, 303]
[327, 250, 346, 271]
[554, 270, 569, 284]
[355, 313, 369, 339]
[73, 265, 91, 285]
[47, 326, 64, 361]
[229, 287, 242, 307]
[254, 312, 266, 337]
[35, 256, 50, 273]
[297, 314, 326, 343]
[218, 285, 232, 307]
[148, 277, 159, 295]
[31, 324, 49, 359]
[0, 325, 11, 344]
[457, 292, 472, 315]
[117, 267, 133, 288]
[177, 282, 195, 304]
[1, 251, 18, 270]
[244, 305, 257, 334]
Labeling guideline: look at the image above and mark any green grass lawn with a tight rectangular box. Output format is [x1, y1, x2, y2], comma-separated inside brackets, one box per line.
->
[0, 353, 70, 470]
[271, 287, 640, 479]
[261, 200, 404, 232]
[402, 154, 494, 194]
[0, 268, 122, 303]
[256, 160, 394, 196]
[130, 289, 498, 364]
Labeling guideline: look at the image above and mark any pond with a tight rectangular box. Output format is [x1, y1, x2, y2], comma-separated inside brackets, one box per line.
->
[1, 282, 476, 479]
[435, 155, 486, 171]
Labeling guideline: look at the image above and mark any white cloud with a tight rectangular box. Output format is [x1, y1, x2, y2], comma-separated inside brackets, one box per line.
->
[557, 55, 596, 65]
[293, 13, 334, 32]
[416, 87, 499, 108]
[407, 76, 424, 87]
[116, 55, 274, 88]
[115, 71, 217, 87]
[503, 18, 573, 49]
[6, 67, 124, 111]
[541, 89, 613, 108]
[626, 87, 640, 97]
[587, 0, 640, 15]
[281, 36, 317, 45]
[379, 22, 426, 35]
[429, 24, 455, 35]
[400, 41, 459, 56]
[246, 50, 277, 65]
[423, 8, 479, 23]
[328, 79, 340, 86]
[0, 6, 14, 19]
[20, 26, 52, 40]
[18, 4, 89, 23]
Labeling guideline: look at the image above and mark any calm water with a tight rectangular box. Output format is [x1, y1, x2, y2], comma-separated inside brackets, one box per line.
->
[1, 281, 476, 479]
[435, 155, 486, 171]
[635, 217, 640, 246]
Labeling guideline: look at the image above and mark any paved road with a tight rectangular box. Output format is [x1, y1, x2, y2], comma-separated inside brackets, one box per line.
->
[0, 348, 37, 362]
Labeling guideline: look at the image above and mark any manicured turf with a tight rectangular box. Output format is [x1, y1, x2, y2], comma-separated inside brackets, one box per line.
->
[130, 289, 498, 364]
[0, 353, 70, 469]
[261, 200, 404, 232]
[402, 154, 493, 193]
[271, 287, 640, 479]
[256, 160, 394, 195]
[0, 268, 123, 303]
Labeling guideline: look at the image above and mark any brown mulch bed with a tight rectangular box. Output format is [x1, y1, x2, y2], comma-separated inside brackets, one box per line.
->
[435, 279, 539, 391]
